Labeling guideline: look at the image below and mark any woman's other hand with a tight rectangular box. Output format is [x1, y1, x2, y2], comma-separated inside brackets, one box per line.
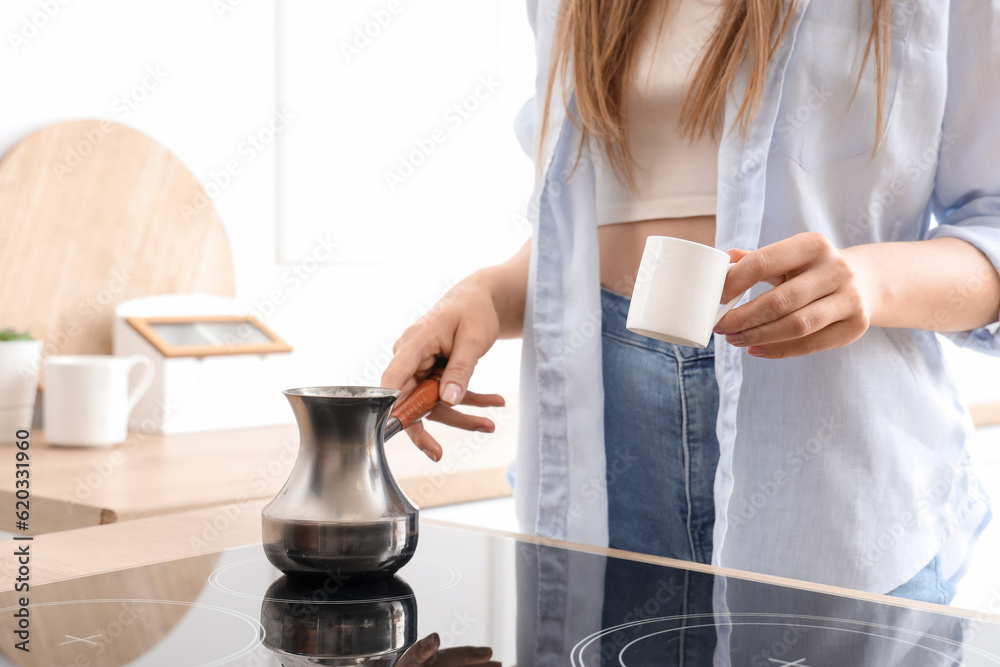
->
[396, 633, 501, 666]
[715, 232, 875, 359]
[381, 274, 506, 462]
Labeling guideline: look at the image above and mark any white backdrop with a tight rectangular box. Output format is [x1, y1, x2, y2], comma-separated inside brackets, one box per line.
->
[0, 0, 534, 399]
[277, 1, 535, 268]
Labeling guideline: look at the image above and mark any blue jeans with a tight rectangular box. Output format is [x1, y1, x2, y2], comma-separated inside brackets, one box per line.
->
[601, 287, 720, 565]
[886, 553, 958, 605]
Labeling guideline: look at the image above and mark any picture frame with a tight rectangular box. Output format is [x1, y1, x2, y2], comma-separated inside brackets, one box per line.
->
[125, 315, 292, 358]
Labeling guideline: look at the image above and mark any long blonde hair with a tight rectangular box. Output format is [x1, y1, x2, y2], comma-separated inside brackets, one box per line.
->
[541, 0, 891, 186]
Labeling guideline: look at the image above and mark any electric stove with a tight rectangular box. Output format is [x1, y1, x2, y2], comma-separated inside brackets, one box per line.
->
[2, 522, 999, 666]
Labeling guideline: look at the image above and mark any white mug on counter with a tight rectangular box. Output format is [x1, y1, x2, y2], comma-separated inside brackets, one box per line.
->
[0, 339, 43, 445]
[44, 355, 154, 446]
[627, 236, 747, 348]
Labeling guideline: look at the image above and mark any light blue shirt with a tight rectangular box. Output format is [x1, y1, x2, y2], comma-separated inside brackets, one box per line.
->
[514, 0, 1000, 593]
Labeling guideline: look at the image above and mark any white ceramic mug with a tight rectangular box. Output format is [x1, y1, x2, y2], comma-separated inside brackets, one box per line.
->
[0, 340, 43, 445]
[44, 355, 154, 446]
[626, 236, 745, 348]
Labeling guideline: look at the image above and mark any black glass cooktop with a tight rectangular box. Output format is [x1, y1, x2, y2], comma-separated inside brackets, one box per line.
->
[2, 522, 999, 666]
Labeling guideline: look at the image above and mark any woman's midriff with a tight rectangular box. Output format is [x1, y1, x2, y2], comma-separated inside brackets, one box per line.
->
[598, 215, 717, 298]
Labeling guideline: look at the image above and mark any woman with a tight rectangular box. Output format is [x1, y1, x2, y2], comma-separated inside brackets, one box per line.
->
[382, 0, 1000, 604]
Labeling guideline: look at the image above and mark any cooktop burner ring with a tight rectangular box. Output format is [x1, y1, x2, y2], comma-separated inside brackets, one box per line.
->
[0, 598, 263, 667]
[207, 550, 462, 602]
[571, 612, 994, 666]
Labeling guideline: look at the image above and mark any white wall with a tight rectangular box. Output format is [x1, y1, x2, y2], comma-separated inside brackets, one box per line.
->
[271, 0, 535, 393]
[943, 340, 1000, 409]
[0, 0, 533, 404]
[1, 0, 277, 288]
[277, 1, 535, 267]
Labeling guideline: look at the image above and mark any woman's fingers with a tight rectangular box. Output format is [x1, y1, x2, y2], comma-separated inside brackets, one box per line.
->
[726, 248, 752, 263]
[382, 339, 433, 392]
[395, 633, 441, 666]
[402, 400, 505, 460]
[745, 319, 868, 359]
[718, 275, 835, 335]
[396, 375, 418, 398]
[404, 421, 443, 462]
[721, 233, 837, 302]
[395, 637, 495, 667]
[725, 294, 844, 347]
[424, 646, 496, 666]
[425, 404, 496, 433]
[458, 390, 506, 408]
[385, 351, 504, 462]
[439, 322, 494, 406]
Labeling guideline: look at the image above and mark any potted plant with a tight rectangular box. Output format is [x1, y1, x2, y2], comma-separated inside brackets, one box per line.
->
[0, 328, 43, 445]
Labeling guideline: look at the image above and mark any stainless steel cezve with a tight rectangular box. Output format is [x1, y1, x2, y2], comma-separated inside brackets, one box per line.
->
[262, 368, 443, 581]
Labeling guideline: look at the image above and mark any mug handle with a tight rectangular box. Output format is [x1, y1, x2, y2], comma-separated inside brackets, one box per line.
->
[125, 355, 155, 415]
[713, 263, 748, 327]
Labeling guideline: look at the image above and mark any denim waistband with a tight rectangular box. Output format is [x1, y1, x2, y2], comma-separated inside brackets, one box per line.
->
[600, 287, 715, 361]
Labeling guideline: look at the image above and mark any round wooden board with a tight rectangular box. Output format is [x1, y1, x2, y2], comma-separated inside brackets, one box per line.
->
[0, 119, 235, 358]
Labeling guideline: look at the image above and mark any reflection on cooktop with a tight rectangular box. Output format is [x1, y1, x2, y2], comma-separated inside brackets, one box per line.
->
[208, 551, 462, 602]
[1, 524, 999, 666]
[260, 575, 418, 666]
[527, 545, 991, 667]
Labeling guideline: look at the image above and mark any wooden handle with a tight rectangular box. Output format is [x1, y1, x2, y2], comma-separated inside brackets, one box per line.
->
[390, 366, 444, 431]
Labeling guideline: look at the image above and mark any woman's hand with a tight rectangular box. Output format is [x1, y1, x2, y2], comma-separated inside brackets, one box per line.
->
[715, 232, 877, 359]
[396, 633, 500, 667]
[381, 274, 506, 462]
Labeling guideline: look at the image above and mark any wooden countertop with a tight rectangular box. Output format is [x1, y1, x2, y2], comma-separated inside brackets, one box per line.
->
[0, 406, 516, 534]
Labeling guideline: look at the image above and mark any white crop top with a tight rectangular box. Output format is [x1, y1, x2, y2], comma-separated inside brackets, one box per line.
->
[594, 0, 722, 226]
